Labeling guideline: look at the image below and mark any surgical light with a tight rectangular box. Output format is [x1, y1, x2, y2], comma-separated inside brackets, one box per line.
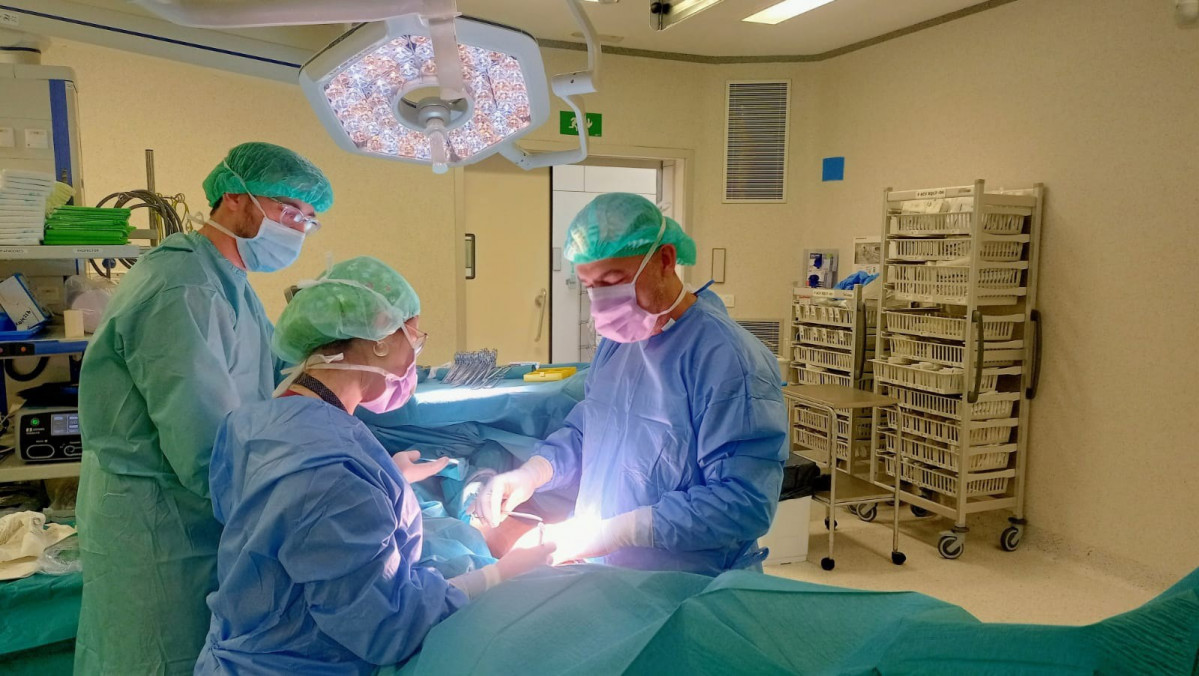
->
[742, 0, 836, 25]
[134, 0, 601, 173]
[299, 17, 548, 173]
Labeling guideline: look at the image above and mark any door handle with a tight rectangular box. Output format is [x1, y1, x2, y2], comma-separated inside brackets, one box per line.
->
[534, 288, 548, 342]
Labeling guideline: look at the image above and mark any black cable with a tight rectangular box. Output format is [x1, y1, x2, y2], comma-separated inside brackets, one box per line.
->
[88, 259, 110, 278]
[5, 357, 49, 382]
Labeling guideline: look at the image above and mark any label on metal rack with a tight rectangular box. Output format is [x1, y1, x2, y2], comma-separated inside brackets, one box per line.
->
[914, 189, 947, 198]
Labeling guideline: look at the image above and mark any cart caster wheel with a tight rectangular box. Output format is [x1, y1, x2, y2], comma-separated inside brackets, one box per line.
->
[820, 557, 835, 571]
[824, 518, 839, 530]
[891, 551, 907, 566]
[911, 505, 931, 518]
[1000, 525, 1024, 552]
[856, 503, 878, 522]
[938, 533, 965, 560]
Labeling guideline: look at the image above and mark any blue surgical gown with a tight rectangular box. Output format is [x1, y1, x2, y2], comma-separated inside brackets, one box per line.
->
[195, 397, 468, 675]
[76, 232, 278, 674]
[534, 290, 788, 575]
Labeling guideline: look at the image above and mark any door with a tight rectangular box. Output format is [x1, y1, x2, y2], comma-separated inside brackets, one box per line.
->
[462, 155, 550, 363]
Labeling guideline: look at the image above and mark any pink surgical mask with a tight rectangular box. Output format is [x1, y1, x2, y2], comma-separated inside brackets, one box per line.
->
[276, 354, 418, 414]
[358, 361, 418, 414]
[586, 217, 686, 343]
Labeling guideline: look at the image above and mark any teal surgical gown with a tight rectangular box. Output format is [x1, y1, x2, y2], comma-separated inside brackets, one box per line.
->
[75, 232, 278, 674]
[533, 290, 788, 574]
[195, 397, 468, 675]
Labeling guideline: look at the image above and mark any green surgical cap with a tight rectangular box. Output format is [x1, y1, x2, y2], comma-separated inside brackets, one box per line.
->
[563, 193, 696, 266]
[273, 256, 420, 364]
[203, 142, 334, 213]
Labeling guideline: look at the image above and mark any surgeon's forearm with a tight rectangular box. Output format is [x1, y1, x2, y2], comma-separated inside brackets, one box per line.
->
[650, 481, 776, 552]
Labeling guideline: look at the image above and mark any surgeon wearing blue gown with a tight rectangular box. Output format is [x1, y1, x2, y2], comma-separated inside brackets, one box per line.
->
[194, 257, 554, 675]
[478, 194, 788, 575]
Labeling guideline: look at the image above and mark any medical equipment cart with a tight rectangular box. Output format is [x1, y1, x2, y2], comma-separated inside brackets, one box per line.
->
[788, 283, 878, 488]
[873, 180, 1044, 559]
[790, 284, 876, 390]
[783, 384, 905, 570]
[0, 245, 141, 484]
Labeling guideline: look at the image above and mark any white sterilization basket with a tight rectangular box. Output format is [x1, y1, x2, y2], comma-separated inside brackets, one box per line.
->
[887, 264, 1025, 304]
[873, 361, 1018, 395]
[885, 409, 1018, 447]
[887, 336, 1021, 368]
[881, 385, 1019, 420]
[793, 365, 856, 388]
[798, 346, 855, 372]
[890, 210, 1028, 237]
[797, 325, 855, 350]
[883, 311, 1022, 342]
[883, 455, 1013, 497]
[888, 238, 1026, 263]
[880, 431, 1015, 473]
[792, 426, 866, 462]
[795, 406, 872, 440]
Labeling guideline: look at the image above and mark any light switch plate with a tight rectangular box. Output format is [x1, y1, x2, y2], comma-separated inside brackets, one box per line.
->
[0, 127, 14, 148]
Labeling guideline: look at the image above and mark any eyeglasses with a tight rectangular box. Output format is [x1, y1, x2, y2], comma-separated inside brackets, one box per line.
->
[401, 323, 427, 356]
[260, 196, 322, 235]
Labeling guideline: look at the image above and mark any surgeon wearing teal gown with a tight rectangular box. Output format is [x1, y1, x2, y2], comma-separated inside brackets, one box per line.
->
[74, 142, 333, 674]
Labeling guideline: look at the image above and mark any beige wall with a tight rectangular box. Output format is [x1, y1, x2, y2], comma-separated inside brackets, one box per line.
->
[40, 0, 1199, 584]
[795, 0, 1199, 585]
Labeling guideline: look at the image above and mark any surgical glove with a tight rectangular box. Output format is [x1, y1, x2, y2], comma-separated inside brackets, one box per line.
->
[543, 507, 654, 565]
[476, 456, 554, 527]
[448, 542, 556, 600]
[391, 450, 449, 484]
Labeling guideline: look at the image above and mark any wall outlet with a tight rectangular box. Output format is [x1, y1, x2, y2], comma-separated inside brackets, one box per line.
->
[717, 293, 735, 308]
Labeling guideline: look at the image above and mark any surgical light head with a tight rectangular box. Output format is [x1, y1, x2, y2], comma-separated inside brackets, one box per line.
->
[136, 0, 601, 173]
[299, 17, 549, 174]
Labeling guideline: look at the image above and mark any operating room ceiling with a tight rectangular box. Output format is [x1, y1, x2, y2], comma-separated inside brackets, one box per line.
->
[56, 0, 1001, 60]
[455, 0, 998, 58]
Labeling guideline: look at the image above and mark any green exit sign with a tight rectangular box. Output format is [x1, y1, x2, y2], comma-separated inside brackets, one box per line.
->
[560, 111, 602, 137]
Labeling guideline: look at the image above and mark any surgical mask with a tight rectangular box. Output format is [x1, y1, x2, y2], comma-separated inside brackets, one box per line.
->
[276, 353, 418, 414]
[202, 196, 304, 273]
[586, 217, 687, 343]
[203, 161, 307, 272]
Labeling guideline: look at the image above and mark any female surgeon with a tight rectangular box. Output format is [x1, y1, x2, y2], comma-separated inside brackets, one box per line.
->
[194, 257, 554, 675]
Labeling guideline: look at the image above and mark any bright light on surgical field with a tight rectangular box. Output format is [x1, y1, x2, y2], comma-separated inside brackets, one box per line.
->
[299, 16, 548, 174]
[135, 0, 602, 173]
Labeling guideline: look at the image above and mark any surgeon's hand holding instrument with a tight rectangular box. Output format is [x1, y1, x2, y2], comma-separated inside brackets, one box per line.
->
[539, 509, 653, 565]
[475, 456, 554, 527]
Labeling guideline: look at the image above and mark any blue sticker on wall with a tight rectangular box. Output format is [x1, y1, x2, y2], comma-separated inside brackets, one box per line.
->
[822, 157, 845, 182]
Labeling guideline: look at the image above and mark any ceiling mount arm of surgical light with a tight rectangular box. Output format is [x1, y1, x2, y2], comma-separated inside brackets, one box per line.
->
[501, 0, 601, 170]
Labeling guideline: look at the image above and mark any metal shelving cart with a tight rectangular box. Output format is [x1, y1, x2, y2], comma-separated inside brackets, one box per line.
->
[783, 384, 905, 571]
[0, 245, 142, 484]
[790, 285, 876, 391]
[873, 180, 1044, 559]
